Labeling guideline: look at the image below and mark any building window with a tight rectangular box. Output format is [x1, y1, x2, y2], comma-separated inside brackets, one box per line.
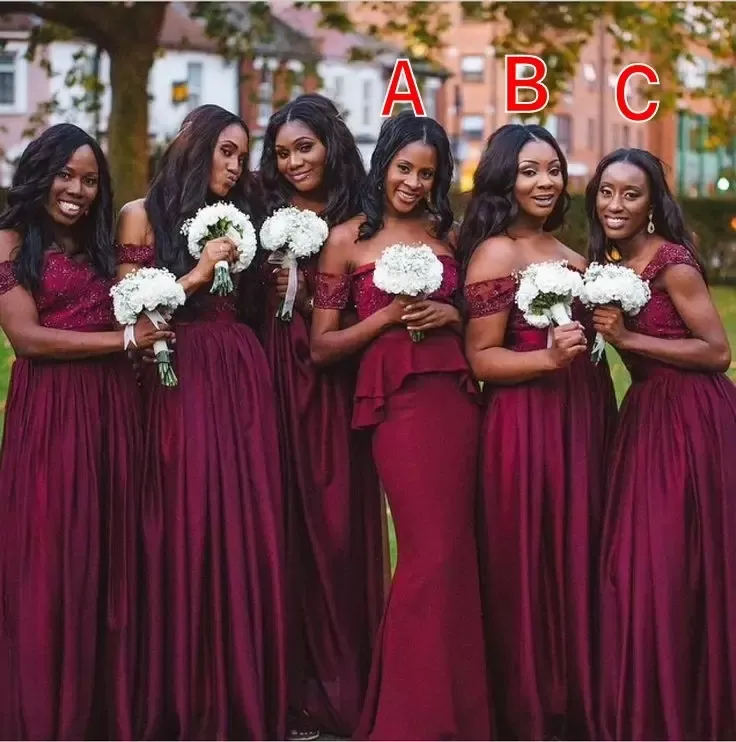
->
[333, 75, 344, 104]
[461, 114, 485, 142]
[362, 79, 372, 126]
[257, 64, 274, 129]
[555, 113, 573, 154]
[0, 51, 16, 106]
[583, 62, 597, 91]
[587, 117, 595, 149]
[622, 124, 630, 148]
[460, 55, 485, 83]
[186, 61, 203, 111]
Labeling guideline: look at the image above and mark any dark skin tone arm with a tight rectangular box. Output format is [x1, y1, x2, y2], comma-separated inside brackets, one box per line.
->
[309, 226, 410, 366]
[594, 263, 732, 373]
[464, 236, 588, 385]
[0, 229, 173, 360]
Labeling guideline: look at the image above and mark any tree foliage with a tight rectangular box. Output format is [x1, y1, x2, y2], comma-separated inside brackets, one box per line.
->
[0, 1, 734, 203]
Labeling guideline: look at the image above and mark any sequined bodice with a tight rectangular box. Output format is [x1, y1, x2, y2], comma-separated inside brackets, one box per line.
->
[315, 254, 459, 321]
[618, 243, 706, 380]
[117, 244, 239, 323]
[0, 251, 114, 331]
[464, 266, 594, 351]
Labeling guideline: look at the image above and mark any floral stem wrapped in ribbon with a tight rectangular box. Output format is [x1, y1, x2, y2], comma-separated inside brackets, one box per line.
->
[515, 260, 584, 347]
[259, 206, 329, 322]
[181, 203, 257, 296]
[373, 243, 444, 342]
[110, 267, 186, 387]
[580, 262, 651, 364]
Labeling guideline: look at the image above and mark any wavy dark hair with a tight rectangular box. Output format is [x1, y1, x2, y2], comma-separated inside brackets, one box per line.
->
[0, 123, 114, 291]
[144, 104, 259, 278]
[258, 93, 366, 227]
[357, 111, 454, 242]
[458, 123, 570, 270]
[585, 147, 702, 269]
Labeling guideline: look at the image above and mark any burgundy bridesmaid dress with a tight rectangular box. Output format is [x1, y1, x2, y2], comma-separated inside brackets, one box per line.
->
[464, 270, 618, 741]
[315, 254, 492, 741]
[117, 244, 287, 741]
[598, 243, 736, 740]
[259, 257, 385, 737]
[0, 252, 140, 740]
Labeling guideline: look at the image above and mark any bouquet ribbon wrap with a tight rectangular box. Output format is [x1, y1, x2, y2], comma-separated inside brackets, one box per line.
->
[267, 250, 299, 320]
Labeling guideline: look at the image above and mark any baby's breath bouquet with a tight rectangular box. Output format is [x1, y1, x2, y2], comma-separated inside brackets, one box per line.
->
[110, 267, 186, 387]
[181, 202, 257, 296]
[515, 260, 584, 347]
[259, 206, 329, 321]
[373, 243, 444, 342]
[580, 262, 651, 363]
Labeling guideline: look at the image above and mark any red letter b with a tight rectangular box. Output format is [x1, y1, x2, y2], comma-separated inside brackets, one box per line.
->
[505, 55, 550, 114]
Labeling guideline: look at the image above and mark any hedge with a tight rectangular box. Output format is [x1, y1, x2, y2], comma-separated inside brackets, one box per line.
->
[1, 188, 733, 282]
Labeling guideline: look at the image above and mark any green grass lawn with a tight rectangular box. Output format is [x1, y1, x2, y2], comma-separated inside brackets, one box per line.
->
[2, 287, 736, 572]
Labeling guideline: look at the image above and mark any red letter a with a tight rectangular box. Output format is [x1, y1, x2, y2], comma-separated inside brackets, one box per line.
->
[380, 59, 426, 117]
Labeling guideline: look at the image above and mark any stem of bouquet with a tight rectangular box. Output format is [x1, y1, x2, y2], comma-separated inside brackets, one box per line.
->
[210, 260, 234, 296]
[545, 302, 573, 349]
[145, 309, 178, 387]
[404, 293, 426, 343]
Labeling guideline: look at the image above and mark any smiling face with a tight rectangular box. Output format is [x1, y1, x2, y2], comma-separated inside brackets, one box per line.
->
[209, 123, 249, 197]
[45, 144, 99, 226]
[595, 161, 651, 240]
[274, 120, 327, 193]
[384, 141, 436, 215]
[514, 139, 564, 221]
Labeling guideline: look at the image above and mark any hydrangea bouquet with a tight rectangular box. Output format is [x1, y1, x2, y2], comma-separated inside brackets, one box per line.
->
[515, 260, 584, 347]
[110, 267, 186, 387]
[181, 202, 257, 296]
[373, 243, 444, 342]
[580, 262, 651, 363]
[259, 206, 329, 321]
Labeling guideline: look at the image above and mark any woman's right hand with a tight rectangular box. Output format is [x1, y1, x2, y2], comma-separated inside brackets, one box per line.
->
[547, 322, 587, 369]
[193, 237, 237, 282]
[380, 295, 412, 327]
[131, 313, 175, 350]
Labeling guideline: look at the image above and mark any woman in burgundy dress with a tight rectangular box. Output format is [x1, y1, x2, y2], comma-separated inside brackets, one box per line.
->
[0, 124, 172, 740]
[460, 124, 617, 741]
[257, 94, 385, 740]
[115, 105, 287, 741]
[589, 149, 736, 740]
[310, 111, 491, 741]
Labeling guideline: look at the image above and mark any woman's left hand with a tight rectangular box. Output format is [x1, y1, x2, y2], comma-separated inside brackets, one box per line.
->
[401, 300, 460, 333]
[592, 305, 631, 348]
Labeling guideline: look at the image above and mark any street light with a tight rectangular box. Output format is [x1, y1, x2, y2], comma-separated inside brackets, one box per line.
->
[717, 176, 730, 192]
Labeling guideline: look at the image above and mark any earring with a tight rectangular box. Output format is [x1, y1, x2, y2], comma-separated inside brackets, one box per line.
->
[647, 210, 655, 235]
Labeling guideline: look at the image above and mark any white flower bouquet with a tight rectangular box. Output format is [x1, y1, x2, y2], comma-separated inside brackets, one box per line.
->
[373, 243, 444, 342]
[181, 202, 257, 296]
[110, 267, 186, 387]
[259, 206, 329, 321]
[580, 261, 651, 363]
[515, 260, 584, 346]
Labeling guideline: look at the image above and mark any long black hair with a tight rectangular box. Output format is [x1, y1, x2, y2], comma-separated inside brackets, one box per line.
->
[357, 111, 454, 242]
[258, 93, 366, 227]
[144, 104, 260, 278]
[458, 123, 569, 270]
[585, 147, 701, 269]
[0, 123, 114, 291]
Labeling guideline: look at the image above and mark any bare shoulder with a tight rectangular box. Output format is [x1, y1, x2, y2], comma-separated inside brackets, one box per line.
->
[325, 216, 362, 258]
[116, 198, 152, 244]
[465, 234, 520, 283]
[554, 240, 587, 271]
[0, 229, 22, 262]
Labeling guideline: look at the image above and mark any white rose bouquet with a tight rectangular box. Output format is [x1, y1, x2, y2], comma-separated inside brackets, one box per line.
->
[181, 202, 257, 296]
[515, 260, 584, 346]
[580, 261, 651, 363]
[259, 206, 329, 321]
[373, 243, 444, 342]
[110, 267, 186, 387]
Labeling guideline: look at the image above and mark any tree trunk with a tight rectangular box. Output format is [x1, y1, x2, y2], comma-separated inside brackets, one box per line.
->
[107, 45, 157, 211]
